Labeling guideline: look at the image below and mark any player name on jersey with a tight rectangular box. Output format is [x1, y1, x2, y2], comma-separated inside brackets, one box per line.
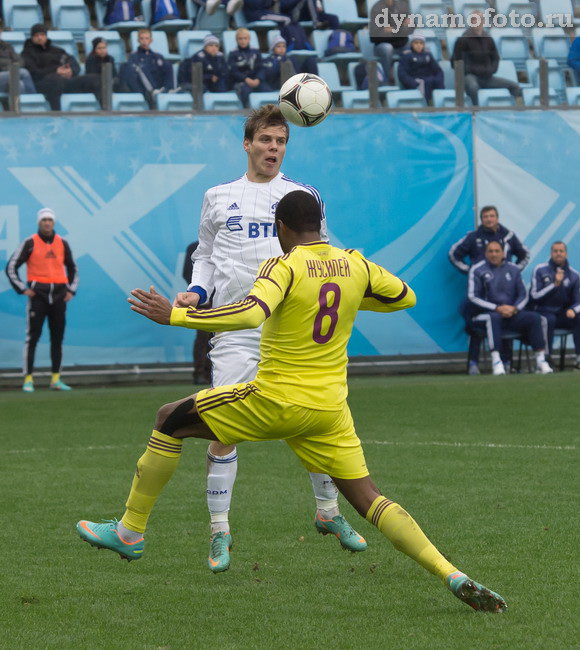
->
[306, 257, 351, 279]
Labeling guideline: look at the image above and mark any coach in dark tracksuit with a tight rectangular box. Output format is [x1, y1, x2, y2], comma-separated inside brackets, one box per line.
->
[467, 240, 551, 376]
[529, 241, 580, 369]
[450, 204, 530, 374]
[5, 208, 78, 392]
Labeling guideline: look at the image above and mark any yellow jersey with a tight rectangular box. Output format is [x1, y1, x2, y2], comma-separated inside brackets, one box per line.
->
[171, 242, 415, 410]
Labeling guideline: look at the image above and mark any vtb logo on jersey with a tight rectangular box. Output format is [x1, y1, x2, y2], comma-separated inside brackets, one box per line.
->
[226, 215, 277, 238]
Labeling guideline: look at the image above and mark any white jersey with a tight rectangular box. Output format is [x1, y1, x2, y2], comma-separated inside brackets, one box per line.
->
[190, 171, 327, 308]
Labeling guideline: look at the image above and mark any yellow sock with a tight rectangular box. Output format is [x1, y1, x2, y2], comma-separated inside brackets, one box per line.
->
[121, 430, 183, 534]
[24, 374, 33, 383]
[51, 373, 60, 383]
[366, 496, 457, 582]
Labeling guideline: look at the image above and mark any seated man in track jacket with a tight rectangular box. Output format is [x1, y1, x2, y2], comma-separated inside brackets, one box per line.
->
[529, 241, 580, 370]
[227, 28, 270, 107]
[450, 204, 529, 375]
[178, 34, 228, 93]
[397, 32, 443, 102]
[468, 241, 552, 376]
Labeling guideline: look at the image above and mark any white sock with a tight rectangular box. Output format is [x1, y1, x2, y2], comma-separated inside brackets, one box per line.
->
[535, 351, 546, 363]
[207, 447, 237, 533]
[117, 520, 143, 543]
[309, 473, 339, 517]
[491, 350, 501, 364]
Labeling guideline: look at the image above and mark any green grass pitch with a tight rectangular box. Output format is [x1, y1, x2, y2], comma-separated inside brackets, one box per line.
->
[0, 374, 578, 648]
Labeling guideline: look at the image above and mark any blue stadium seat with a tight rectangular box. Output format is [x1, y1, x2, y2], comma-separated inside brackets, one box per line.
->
[312, 29, 362, 63]
[538, 0, 577, 27]
[60, 93, 101, 111]
[526, 58, 566, 100]
[195, 5, 229, 32]
[494, 0, 537, 20]
[49, 0, 91, 40]
[341, 89, 371, 108]
[248, 91, 281, 108]
[444, 28, 465, 59]
[385, 88, 427, 108]
[112, 92, 150, 110]
[489, 27, 530, 71]
[325, 0, 368, 30]
[47, 30, 78, 58]
[317, 61, 353, 97]
[222, 29, 259, 56]
[129, 30, 180, 61]
[565, 86, 580, 104]
[522, 86, 561, 105]
[203, 91, 243, 110]
[422, 29, 443, 61]
[477, 87, 516, 106]
[0, 31, 26, 54]
[94, 0, 148, 31]
[439, 60, 455, 89]
[452, 0, 489, 21]
[83, 31, 126, 64]
[3, 0, 43, 31]
[346, 61, 396, 93]
[20, 93, 51, 112]
[531, 27, 570, 65]
[357, 29, 377, 61]
[140, 0, 193, 31]
[233, 9, 277, 31]
[431, 89, 472, 107]
[177, 30, 211, 59]
[408, 0, 450, 34]
[156, 92, 194, 110]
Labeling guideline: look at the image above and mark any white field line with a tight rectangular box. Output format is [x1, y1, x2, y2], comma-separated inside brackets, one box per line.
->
[3, 440, 576, 455]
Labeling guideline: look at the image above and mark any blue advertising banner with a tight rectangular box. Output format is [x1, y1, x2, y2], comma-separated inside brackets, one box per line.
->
[0, 112, 474, 369]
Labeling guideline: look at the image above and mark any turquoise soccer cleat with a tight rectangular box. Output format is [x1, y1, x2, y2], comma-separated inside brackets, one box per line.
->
[208, 531, 233, 573]
[315, 512, 368, 552]
[50, 379, 72, 391]
[447, 571, 507, 613]
[22, 379, 34, 393]
[77, 519, 144, 561]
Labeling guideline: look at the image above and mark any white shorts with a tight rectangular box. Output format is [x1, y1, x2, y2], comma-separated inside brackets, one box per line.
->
[209, 329, 261, 386]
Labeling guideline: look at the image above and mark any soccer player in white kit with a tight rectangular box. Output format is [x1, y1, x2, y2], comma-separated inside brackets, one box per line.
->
[174, 105, 367, 572]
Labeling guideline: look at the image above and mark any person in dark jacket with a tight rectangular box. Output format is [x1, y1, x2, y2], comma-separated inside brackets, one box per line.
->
[397, 32, 443, 101]
[451, 11, 521, 105]
[262, 35, 318, 88]
[5, 208, 79, 392]
[468, 241, 552, 376]
[243, 0, 291, 25]
[227, 28, 271, 107]
[177, 34, 228, 93]
[280, 0, 339, 30]
[369, 0, 411, 82]
[85, 37, 125, 92]
[450, 204, 530, 375]
[0, 33, 36, 94]
[529, 241, 580, 368]
[22, 24, 101, 110]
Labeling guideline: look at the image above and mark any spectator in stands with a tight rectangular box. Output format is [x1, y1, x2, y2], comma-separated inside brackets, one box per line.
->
[468, 241, 552, 376]
[368, 0, 411, 83]
[451, 11, 521, 106]
[102, 0, 139, 26]
[228, 27, 270, 107]
[281, 0, 339, 30]
[529, 241, 580, 370]
[22, 24, 101, 110]
[354, 59, 386, 89]
[0, 31, 36, 94]
[243, 0, 291, 26]
[197, 0, 244, 16]
[150, 0, 183, 24]
[177, 34, 228, 93]
[263, 35, 318, 88]
[398, 31, 444, 102]
[449, 205, 530, 375]
[567, 36, 580, 85]
[121, 28, 174, 106]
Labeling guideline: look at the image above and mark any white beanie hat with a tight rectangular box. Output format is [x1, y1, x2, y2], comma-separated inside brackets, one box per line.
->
[271, 35, 286, 51]
[410, 31, 426, 43]
[37, 207, 56, 223]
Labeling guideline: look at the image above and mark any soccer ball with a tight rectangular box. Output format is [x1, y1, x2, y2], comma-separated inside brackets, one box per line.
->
[279, 73, 333, 127]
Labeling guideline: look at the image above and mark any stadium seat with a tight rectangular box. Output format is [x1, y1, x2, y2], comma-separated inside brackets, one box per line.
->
[156, 92, 195, 110]
[2, 0, 43, 31]
[494, 0, 537, 20]
[531, 27, 570, 66]
[195, 5, 230, 32]
[431, 89, 472, 107]
[83, 31, 126, 64]
[60, 93, 101, 111]
[248, 91, 281, 108]
[177, 30, 211, 59]
[346, 61, 396, 93]
[94, 0, 148, 31]
[312, 29, 362, 63]
[526, 58, 566, 100]
[385, 88, 427, 108]
[522, 86, 561, 105]
[452, 0, 489, 21]
[565, 86, 580, 105]
[129, 30, 180, 61]
[422, 29, 443, 61]
[267, 30, 315, 59]
[222, 29, 259, 56]
[233, 8, 277, 31]
[19, 93, 51, 112]
[408, 0, 450, 34]
[0, 31, 26, 54]
[477, 87, 516, 106]
[112, 92, 149, 111]
[140, 0, 193, 31]
[317, 61, 353, 98]
[47, 30, 78, 58]
[49, 0, 91, 40]
[341, 89, 371, 108]
[325, 0, 368, 30]
[439, 60, 455, 90]
[203, 91, 243, 110]
[489, 27, 531, 71]
[537, 0, 577, 26]
[495, 60, 522, 85]
[357, 30, 378, 61]
[444, 28, 465, 59]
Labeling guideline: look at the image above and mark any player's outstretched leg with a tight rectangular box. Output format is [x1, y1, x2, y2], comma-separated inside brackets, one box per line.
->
[310, 473, 367, 552]
[333, 476, 507, 613]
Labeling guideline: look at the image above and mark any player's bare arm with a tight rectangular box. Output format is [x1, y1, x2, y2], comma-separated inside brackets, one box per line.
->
[129, 286, 173, 324]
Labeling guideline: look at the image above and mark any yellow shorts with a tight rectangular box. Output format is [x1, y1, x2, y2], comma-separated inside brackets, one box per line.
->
[195, 383, 369, 480]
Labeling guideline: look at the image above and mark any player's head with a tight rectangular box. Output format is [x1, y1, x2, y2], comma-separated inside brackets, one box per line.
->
[243, 105, 289, 182]
[550, 241, 567, 266]
[275, 191, 321, 251]
[484, 240, 504, 266]
[480, 205, 499, 231]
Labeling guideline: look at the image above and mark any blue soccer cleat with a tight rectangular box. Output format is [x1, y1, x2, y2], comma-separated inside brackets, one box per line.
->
[208, 531, 233, 573]
[315, 512, 367, 552]
[77, 519, 144, 561]
[447, 571, 507, 613]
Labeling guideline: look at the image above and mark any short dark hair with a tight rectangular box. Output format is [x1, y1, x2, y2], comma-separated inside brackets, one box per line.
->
[244, 104, 289, 142]
[485, 240, 502, 251]
[480, 205, 498, 219]
[275, 191, 321, 233]
[551, 241, 567, 251]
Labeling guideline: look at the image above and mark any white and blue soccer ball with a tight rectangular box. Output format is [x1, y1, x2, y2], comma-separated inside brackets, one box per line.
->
[279, 73, 333, 127]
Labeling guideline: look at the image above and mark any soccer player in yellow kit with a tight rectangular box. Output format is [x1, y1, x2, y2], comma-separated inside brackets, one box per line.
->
[77, 191, 507, 613]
